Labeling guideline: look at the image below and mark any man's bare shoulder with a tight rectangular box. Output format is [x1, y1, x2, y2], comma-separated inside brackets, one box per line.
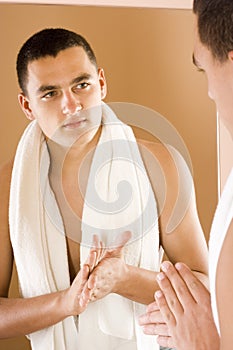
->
[131, 125, 172, 162]
[138, 138, 170, 156]
[136, 139, 175, 174]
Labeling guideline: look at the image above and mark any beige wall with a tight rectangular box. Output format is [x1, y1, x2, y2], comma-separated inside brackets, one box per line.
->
[0, 4, 217, 349]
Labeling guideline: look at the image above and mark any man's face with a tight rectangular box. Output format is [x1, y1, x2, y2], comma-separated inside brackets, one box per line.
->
[19, 46, 107, 143]
[193, 20, 233, 131]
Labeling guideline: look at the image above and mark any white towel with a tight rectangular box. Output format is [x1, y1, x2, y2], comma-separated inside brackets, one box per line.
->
[9, 103, 161, 349]
[209, 167, 233, 334]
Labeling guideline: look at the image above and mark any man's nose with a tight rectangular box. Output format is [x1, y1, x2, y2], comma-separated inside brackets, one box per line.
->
[62, 92, 82, 116]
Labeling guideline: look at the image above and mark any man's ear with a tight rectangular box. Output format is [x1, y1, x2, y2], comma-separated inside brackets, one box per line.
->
[228, 51, 233, 63]
[18, 93, 35, 121]
[98, 68, 107, 100]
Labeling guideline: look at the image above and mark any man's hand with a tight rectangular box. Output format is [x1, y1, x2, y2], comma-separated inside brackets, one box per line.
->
[62, 250, 97, 316]
[139, 299, 169, 341]
[139, 261, 220, 350]
[87, 231, 132, 301]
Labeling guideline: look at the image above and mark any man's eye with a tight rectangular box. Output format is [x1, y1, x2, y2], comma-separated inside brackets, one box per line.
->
[41, 91, 57, 99]
[76, 82, 90, 89]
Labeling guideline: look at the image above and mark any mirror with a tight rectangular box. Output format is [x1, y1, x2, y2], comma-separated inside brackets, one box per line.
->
[0, 2, 217, 349]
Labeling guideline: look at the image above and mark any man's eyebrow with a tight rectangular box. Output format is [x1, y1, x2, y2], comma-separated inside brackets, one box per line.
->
[37, 84, 58, 95]
[37, 73, 93, 95]
[71, 73, 93, 85]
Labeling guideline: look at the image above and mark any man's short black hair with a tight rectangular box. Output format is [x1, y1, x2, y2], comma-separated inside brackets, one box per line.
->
[193, 0, 233, 62]
[16, 28, 98, 95]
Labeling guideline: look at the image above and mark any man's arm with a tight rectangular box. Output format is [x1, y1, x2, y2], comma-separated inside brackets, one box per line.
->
[139, 262, 219, 349]
[85, 141, 209, 304]
[0, 268, 92, 338]
[0, 161, 94, 338]
[146, 142, 209, 286]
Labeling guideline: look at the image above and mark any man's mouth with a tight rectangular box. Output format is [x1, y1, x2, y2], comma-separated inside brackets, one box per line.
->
[63, 118, 87, 129]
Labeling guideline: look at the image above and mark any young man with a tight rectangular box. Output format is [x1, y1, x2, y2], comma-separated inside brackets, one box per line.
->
[0, 28, 208, 349]
[139, 1, 233, 349]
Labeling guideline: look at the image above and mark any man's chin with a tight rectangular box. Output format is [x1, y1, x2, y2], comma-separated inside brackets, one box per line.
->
[50, 123, 100, 148]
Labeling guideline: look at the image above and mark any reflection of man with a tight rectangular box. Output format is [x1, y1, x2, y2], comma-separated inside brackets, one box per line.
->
[139, 0, 233, 349]
[0, 28, 208, 349]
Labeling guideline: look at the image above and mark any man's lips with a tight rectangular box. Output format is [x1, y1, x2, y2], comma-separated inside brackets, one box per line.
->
[63, 118, 87, 129]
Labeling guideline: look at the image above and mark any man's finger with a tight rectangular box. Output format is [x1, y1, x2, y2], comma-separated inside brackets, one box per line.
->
[159, 261, 196, 309]
[141, 323, 169, 336]
[108, 231, 132, 256]
[146, 300, 159, 313]
[85, 250, 97, 273]
[115, 230, 132, 247]
[154, 289, 176, 327]
[139, 309, 165, 325]
[157, 335, 175, 349]
[175, 262, 210, 304]
[156, 271, 184, 316]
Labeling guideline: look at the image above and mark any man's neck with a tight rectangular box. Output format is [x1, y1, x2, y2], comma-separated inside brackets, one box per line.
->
[47, 125, 102, 168]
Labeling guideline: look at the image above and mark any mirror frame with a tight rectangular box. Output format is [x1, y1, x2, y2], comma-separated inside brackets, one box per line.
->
[0, 0, 192, 9]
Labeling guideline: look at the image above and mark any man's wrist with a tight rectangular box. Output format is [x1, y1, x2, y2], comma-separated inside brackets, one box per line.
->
[113, 262, 130, 295]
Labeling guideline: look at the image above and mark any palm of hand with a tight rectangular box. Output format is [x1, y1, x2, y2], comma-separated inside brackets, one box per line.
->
[87, 231, 131, 301]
